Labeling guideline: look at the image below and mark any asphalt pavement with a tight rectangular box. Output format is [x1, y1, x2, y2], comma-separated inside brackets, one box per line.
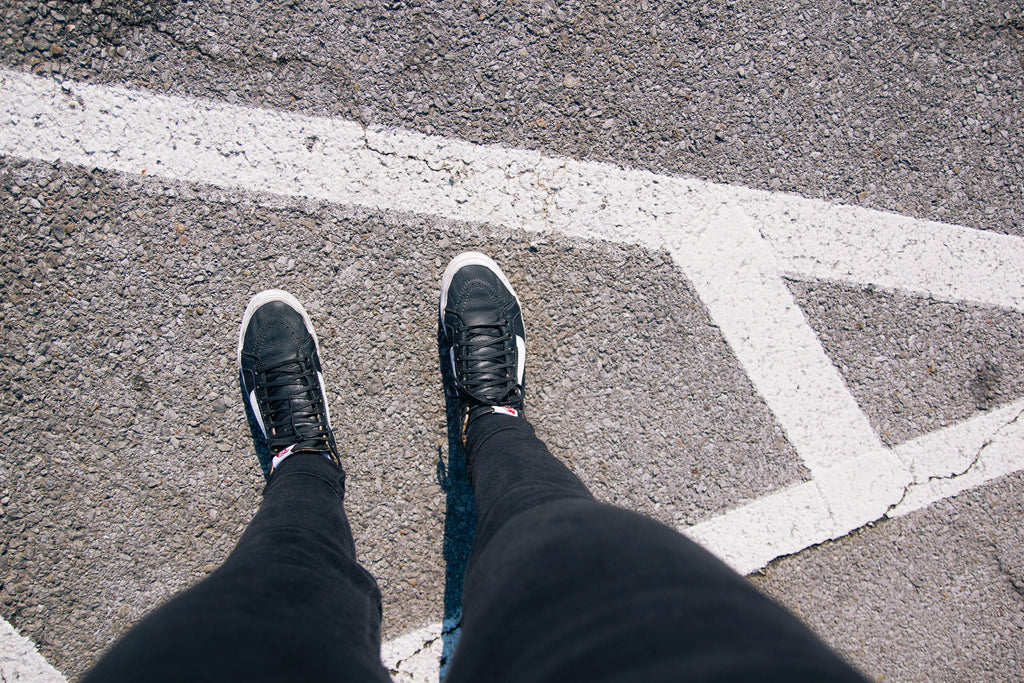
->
[1, 1, 1022, 681]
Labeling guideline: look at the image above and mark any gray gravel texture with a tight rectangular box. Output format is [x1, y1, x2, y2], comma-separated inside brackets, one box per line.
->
[751, 468, 1024, 683]
[1, 0, 1022, 236]
[789, 279, 1024, 447]
[0, 157, 801, 679]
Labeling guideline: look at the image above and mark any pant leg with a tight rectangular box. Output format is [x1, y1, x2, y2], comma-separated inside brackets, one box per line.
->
[446, 413, 868, 683]
[82, 452, 391, 683]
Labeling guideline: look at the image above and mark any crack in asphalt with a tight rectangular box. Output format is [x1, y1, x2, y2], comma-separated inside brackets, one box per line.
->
[884, 406, 1024, 517]
[387, 634, 441, 676]
[360, 129, 568, 233]
[387, 621, 462, 676]
[361, 129, 465, 180]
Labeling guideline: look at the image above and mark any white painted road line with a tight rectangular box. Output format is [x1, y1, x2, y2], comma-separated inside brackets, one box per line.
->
[0, 619, 67, 683]
[4, 68, 1024, 681]
[380, 622, 443, 683]
[2, 69, 1024, 315]
[669, 206, 884, 474]
[889, 398, 1024, 518]
[686, 397, 1024, 573]
[748, 200, 1024, 314]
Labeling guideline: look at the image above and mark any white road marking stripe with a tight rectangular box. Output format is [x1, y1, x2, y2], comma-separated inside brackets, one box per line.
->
[748, 200, 1024, 314]
[0, 619, 67, 683]
[686, 397, 1024, 573]
[3, 68, 1024, 680]
[888, 398, 1024, 517]
[2, 69, 1023, 315]
[670, 206, 883, 474]
[380, 622, 443, 682]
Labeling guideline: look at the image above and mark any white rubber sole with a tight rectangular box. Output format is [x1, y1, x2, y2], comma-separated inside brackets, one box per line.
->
[439, 251, 521, 321]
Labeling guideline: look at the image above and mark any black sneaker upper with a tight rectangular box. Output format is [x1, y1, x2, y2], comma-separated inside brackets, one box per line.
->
[440, 254, 526, 437]
[238, 293, 339, 477]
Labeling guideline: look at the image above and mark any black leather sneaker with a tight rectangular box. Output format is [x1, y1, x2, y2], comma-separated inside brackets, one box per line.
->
[440, 252, 526, 443]
[238, 290, 339, 478]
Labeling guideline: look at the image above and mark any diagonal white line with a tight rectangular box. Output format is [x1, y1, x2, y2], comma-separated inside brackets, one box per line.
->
[668, 206, 883, 474]
[0, 618, 67, 683]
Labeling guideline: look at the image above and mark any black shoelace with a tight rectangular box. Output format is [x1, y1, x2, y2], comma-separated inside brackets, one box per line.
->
[258, 355, 333, 455]
[455, 322, 520, 405]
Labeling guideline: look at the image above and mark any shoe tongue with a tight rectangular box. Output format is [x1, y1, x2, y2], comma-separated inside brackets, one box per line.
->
[259, 348, 304, 369]
[459, 305, 503, 328]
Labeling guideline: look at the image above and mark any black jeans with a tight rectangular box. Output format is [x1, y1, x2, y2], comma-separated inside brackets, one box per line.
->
[83, 414, 867, 682]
